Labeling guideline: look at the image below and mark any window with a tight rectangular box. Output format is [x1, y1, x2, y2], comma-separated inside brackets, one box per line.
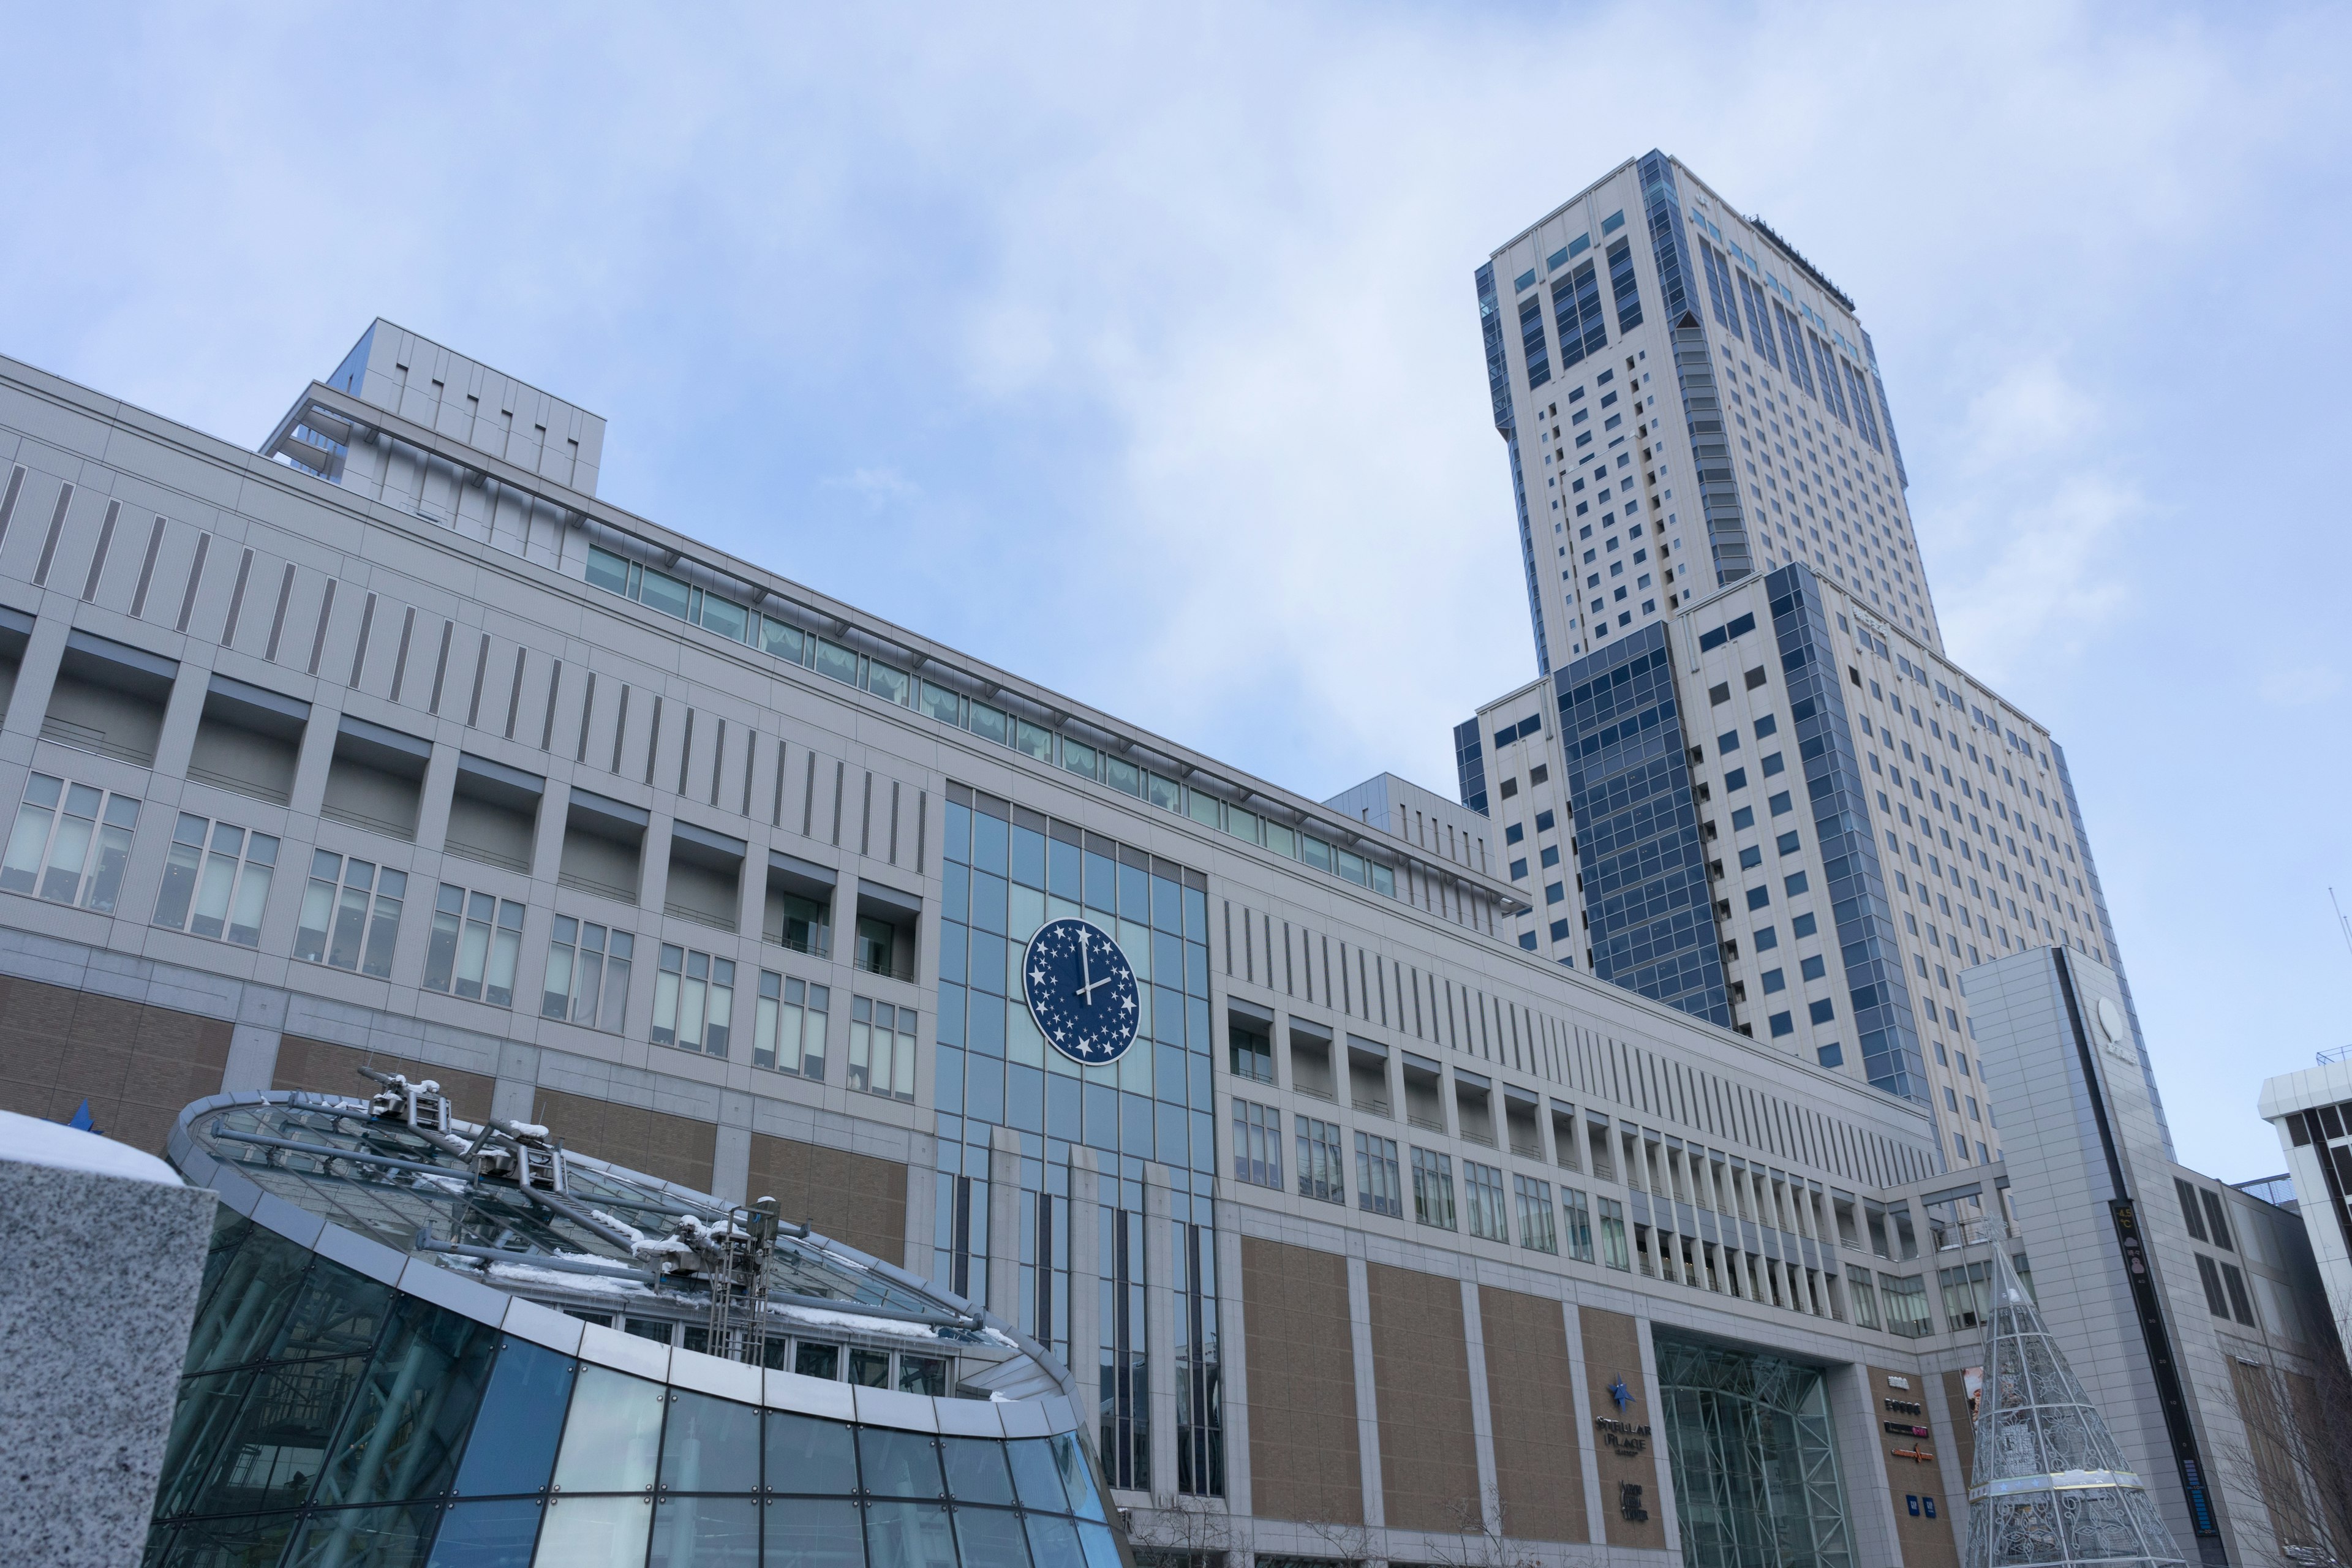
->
[1800, 955, 1826, 981]
[2200, 1190, 2234, 1251]
[424, 885, 526, 1006]
[2195, 1255, 2229, 1317]
[1939, 1261, 1992, 1330]
[1768, 1012, 1793, 1038]
[2220, 1263, 2256, 1326]
[0, 773, 138, 912]
[752, 972, 827, 1077]
[1297, 1117, 1344, 1204]
[1791, 912, 1819, 938]
[1597, 1197, 1630, 1270]
[1809, 999, 1836, 1025]
[2163, 1185, 2201, 1241]
[1355, 1132, 1403, 1218]
[1880, 1273, 1932, 1338]
[1761, 968, 1785, 993]
[1563, 1187, 1594, 1262]
[1412, 1147, 1457, 1229]
[848, 997, 916, 1100]
[1464, 1162, 1509, 1242]
[153, 813, 276, 946]
[652, 944, 736, 1055]
[294, 851, 405, 976]
[1234, 1100, 1282, 1189]
[543, 917, 635, 1031]
[1845, 1265, 1880, 1329]
[1516, 1175, 1559, 1253]
[1505, 823, 1524, 845]
[1230, 1019, 1274, 1084]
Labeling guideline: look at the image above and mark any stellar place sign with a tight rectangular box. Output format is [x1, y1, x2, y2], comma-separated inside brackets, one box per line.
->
[1594, 1417, 1651, 1458]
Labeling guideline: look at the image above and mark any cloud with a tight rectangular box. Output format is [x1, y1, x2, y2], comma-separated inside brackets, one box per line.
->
[2260, 666, 2341, 707]
[821, 467, 923, 510]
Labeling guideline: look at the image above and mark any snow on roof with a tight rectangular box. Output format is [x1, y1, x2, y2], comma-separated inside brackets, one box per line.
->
[0, 1107, 185, 1186]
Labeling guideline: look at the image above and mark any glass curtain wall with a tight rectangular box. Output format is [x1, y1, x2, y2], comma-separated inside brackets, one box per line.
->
[1655, 1333, 1855, 1568]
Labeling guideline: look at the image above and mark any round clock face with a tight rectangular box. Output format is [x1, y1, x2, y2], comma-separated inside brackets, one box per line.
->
[1022, 918, 1141, 1066]
[2097, 996, 2124, 1044]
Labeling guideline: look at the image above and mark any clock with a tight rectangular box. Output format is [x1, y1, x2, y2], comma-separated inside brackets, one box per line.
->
[1022, 918, 1141, 1066]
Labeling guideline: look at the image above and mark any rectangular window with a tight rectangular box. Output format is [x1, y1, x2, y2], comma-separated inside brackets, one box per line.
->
[1562, 1186, 1594, 1262]
[1464, 1161, 1509, 1242]
[652, 943, 736, 1055]
[1879, 1273, 1932, 1338]
[1845, 1265, 1880, 1329]
[1938, 1261, 1992, 1331]
[294, 851, 405, 976]
[1515, 1175, 1559, 1254]
[1518, 295, 1552, 388]
[1296, 1116, 1345, 1204]
[752, 972, 828, 1078]
[1229, 1019, 1274, 1084]
[2175, 1177, 2209, 1238]
[2220, 1263, 2256, 1326]
[542, 916, 635, 1031]
[1411, 1147, 1457, 1230]
[2200, 1190, 2234, 1251]
[1355, 1131, 1403, 1219]
[1174, 1219, 1224, 1498]
[848, 996, 916, 1100]
[1100, 1205, 1148, 1491]
[1, 772, 140, 912]
[1606, 238, 1643, 332]
[1597, 1196, 1630, 1270]
[1232, 1099, 1282, 1189]
[2195, 1255, 2230, 1317]
[153, 812, 276, 946]
[423, 884, 526, 1006]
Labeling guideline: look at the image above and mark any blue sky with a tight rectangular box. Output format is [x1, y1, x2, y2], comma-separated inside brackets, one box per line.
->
[4, 2, 2347, 1181]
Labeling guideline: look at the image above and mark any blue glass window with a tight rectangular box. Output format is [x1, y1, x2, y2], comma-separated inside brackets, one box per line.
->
[1769, 1012, 1794, 1037]
[1607, 238, 1643, 333]
[1762, 968, 1786, 993]
[1809, 999, 1836, 1025]
[1518, 296, 1552, 388]
[1746, 888, 1771, 911]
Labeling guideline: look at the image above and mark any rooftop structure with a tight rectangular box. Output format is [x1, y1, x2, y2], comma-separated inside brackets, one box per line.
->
[153, 1076, 1118, 1566]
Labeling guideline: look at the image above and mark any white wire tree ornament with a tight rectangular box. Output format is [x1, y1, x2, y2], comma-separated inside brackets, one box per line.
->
[1964, 1249, 2187, 1567]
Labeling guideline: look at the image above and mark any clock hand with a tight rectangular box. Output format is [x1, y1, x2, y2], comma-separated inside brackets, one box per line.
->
[1078, 935, 1093, 1005]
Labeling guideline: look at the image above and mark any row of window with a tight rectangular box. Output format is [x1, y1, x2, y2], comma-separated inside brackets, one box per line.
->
[5, 772, 915, 1102]
[1231, 1097, 1626, 1265]
[586, 545, 1408, 905]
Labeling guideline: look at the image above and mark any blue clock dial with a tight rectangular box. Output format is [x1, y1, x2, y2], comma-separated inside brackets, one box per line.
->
[1022, 918, 1141, 1066]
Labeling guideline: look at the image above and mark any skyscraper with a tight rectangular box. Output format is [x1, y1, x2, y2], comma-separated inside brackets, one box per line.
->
[1477, 152, 1936, 676]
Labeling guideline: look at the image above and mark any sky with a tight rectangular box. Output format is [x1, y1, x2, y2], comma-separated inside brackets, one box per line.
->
[1, 1, 2347, 1181]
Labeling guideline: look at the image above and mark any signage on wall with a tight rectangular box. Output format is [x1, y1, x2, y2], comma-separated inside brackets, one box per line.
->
[1882, 1398, 1923, 1415]
[1022, 918, 1141, 1066]
[1883, 1422, 1931, 1439]
[2095, 995, 2135, 1065]
[1594, 1417, 1651, 1458]
[1618, 1482, 1649, 1524]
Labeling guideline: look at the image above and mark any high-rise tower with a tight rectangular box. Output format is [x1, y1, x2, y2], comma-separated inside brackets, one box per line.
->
[1477, 151, 1936, 676]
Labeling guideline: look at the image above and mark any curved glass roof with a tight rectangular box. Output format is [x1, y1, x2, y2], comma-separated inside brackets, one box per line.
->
[183, 1092, 965, 1333]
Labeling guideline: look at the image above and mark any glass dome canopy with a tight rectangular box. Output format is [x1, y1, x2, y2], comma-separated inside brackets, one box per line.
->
[153, 1083, 1117, 1568]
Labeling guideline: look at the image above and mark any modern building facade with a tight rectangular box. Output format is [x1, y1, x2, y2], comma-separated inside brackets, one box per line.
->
[1477, 151, 1935, 678]
[0, 274, 2332, 1568]
[2256, 1057, 2352, 1346]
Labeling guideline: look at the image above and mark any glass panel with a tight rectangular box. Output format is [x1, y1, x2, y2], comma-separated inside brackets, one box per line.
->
[152, 1513, 297, 1567]
[951, 1506, 1031, 1568]
[319, 1295, 501, 1505]
[187, 1354, 372, 1517]
[454, 1339, 577, 1498]
[649, 1496, 761, 1568]
[938, 1438, 1014, 1505]
[183, 1225, 312, 1373]
[1023, 1514, 1085, 1568]
[764, 1411, 858, 1496]
[659, 1390, 762, 1494]
[1004, 1439, 1066, 1513]
[153, 1368, 256, 1517]
[794, 1343, 840, 1384]
[764, 1498, 865, 1567]
[284, 1501, 441, 1567]
[551, 1365, 668, 1494]
[862, 1501, 956, 1568]
[1075, 1521, 1122, 1568]
[427, 1497, 546, 1567]
[848, 1348, 891, 1389]
[530, 1492, 652, 1568]
[855, 1428, 943, 1499]
[1048, 1433, 1104, 1520]
[271, 1257, 398, 1364]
